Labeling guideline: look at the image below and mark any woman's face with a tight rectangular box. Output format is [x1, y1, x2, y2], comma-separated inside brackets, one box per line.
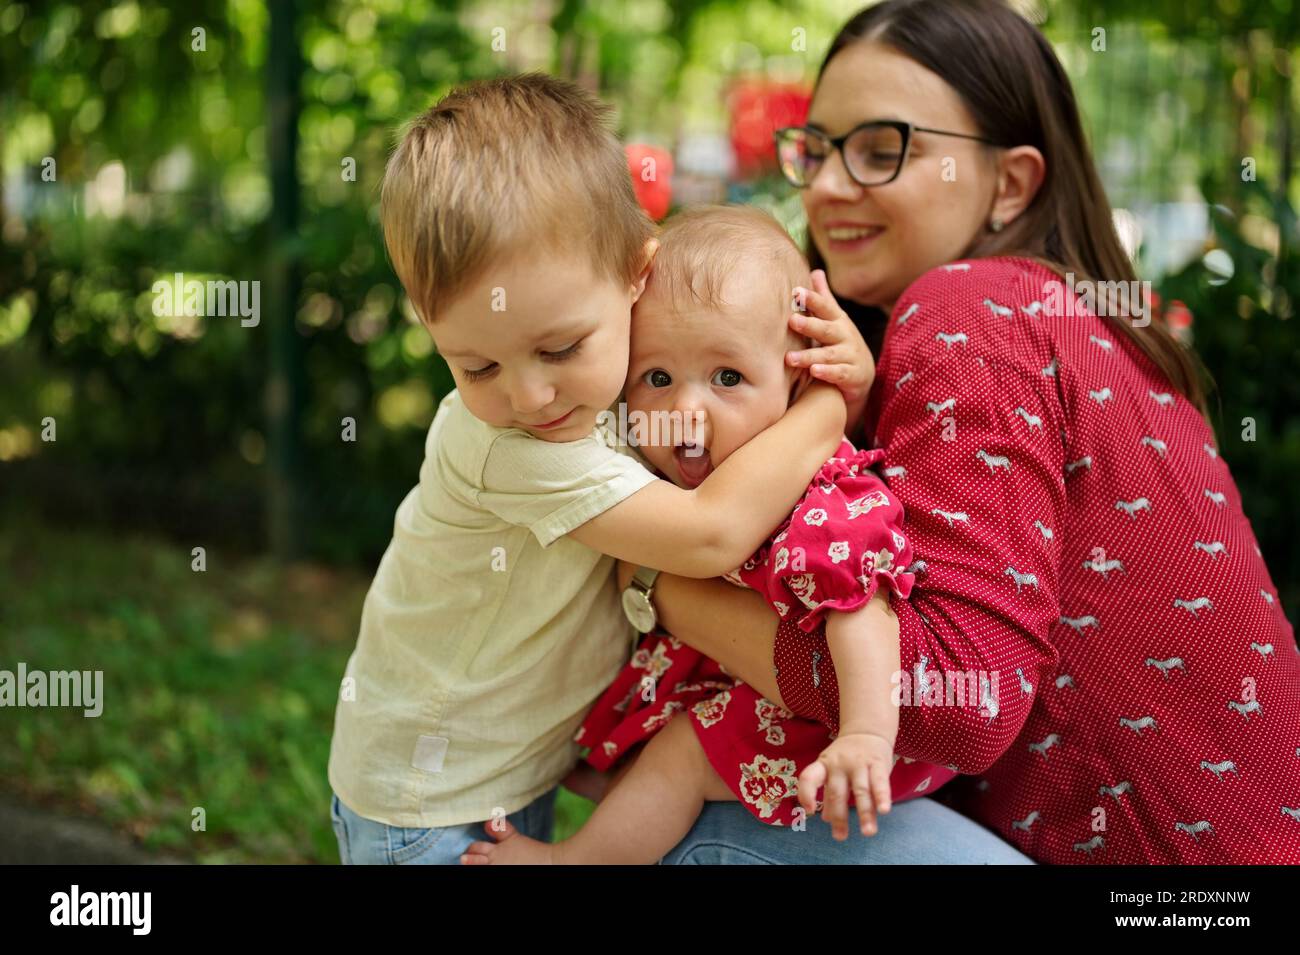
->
[802, 41, 1001, 313]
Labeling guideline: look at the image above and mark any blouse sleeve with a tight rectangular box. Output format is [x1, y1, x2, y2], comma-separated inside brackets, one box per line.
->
[865, 260, 1065, 774]
[768, 448, 915, 633]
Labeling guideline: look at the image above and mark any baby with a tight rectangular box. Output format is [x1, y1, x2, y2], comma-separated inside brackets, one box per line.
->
[463, 205, 952, 865]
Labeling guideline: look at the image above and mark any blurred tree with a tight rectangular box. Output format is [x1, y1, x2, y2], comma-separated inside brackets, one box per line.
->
[266, 0, 304, 558]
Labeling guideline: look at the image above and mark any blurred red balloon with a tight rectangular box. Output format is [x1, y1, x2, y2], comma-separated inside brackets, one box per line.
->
[625, 143, 674, 221]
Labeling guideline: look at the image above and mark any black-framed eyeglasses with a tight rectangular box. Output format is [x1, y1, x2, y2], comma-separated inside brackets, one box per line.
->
[774, 120, 1003, 188]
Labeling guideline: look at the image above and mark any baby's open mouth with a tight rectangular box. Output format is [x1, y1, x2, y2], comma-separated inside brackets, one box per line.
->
[674, 442, 713, 489]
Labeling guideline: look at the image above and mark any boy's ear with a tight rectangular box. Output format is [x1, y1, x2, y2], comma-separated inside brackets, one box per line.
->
[630, 238, 659, 303]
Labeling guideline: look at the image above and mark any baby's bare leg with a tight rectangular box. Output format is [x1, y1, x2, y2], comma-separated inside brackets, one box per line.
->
[553, 713, 734, 864]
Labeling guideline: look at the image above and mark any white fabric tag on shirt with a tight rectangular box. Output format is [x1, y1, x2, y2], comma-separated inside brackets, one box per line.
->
[411, 735, 449, 774]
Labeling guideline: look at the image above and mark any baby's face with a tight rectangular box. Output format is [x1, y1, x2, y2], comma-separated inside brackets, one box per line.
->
[626, 261, 802, 488]
[430, 249, 641, 442]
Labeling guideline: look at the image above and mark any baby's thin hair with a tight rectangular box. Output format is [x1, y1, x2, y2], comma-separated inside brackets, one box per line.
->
[645, 205, 810, 320]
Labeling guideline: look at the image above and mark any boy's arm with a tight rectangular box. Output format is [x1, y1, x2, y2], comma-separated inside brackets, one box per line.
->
[825, 594, 900, 738]
[566, 380, 846, 577]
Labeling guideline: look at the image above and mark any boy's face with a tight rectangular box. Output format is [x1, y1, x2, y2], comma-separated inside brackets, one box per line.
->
[626, 259, 804, 488]
[430, 247, 650, 442]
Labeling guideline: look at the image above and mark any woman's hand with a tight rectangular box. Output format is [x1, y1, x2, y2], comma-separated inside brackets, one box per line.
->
[787, 269, 875, 431]
[797, 731, 894, 841]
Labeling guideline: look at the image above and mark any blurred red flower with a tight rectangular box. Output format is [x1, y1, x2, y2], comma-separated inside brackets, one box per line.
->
[625, 143, 674, 221]
[1146, 288, 1194, 343]
[728, 80, 812, 180]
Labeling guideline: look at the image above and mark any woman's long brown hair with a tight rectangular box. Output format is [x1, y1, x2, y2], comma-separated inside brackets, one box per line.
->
[807, 0, 1211, 417]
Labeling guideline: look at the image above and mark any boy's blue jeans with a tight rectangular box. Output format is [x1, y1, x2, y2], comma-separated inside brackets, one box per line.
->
[330, 788, 558, 865]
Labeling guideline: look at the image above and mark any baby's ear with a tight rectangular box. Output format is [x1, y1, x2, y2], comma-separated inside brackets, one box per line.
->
[788, 366, 813, 404]
[786, 328, 814, 354]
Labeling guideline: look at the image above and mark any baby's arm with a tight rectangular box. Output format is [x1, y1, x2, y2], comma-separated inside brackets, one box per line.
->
[567, 380, 846, 578]
[827, 593, 901, 743]
[797, 593, 899, 841]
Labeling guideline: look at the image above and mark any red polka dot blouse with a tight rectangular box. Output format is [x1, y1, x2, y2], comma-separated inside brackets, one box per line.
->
[773, 256, 1300, 863]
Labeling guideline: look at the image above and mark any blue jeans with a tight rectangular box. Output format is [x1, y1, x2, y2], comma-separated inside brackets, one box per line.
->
[660, 796, 1036, 864]
[330, 788, 558, 865]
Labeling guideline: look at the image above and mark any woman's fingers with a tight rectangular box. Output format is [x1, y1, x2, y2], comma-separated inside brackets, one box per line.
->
[786, 344, 843, 368]
[812, 268, 833, 297]
[809, 362, 853, 385]
[792, 276, 851, 336]
[789, 307, 844, 345]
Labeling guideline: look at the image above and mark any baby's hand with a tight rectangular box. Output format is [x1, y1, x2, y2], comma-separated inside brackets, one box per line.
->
[787, 269, 875, 429]
[797, 731, 894, 841]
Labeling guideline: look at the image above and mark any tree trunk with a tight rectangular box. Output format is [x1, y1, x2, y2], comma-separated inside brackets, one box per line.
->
[265, 0, 304, 559]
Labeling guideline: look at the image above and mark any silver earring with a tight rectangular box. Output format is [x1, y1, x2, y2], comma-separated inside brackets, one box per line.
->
[989, 218, 1004, 233]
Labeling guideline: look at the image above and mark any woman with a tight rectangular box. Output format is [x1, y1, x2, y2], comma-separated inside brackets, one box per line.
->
[622, 0, 1299, 863]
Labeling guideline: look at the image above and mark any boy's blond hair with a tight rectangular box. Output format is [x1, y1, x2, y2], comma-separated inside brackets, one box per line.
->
[381, 72, 655, 324]
[643, 204, 810, 349]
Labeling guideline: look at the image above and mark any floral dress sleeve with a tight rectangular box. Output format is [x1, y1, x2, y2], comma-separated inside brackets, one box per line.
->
[739, 439, 916, 633]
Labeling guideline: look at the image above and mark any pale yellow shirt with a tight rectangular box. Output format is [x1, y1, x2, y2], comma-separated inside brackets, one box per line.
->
[328, 389, 657, 828]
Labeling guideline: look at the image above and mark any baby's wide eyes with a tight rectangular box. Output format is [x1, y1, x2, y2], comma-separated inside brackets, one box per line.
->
[641, 368, 743, 387]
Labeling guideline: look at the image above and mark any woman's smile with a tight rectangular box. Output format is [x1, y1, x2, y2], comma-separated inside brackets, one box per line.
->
[822, 221, 885, 252]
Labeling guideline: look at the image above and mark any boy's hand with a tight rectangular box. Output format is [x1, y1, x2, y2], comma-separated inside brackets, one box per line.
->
[787, 269, 875, 430]
[797, 731, 894, 841]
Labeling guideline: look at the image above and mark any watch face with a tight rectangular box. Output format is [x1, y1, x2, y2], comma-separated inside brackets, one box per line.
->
[622, 587, 655, 633]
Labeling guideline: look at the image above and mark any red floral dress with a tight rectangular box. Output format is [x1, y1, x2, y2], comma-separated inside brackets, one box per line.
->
[574, 440, 959, 826]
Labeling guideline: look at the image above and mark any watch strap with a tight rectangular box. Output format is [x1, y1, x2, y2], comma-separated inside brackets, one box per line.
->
[631, 565, 660, 594]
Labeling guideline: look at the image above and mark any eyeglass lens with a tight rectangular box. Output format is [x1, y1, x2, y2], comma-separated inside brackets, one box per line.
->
[779, 124, 906, 186]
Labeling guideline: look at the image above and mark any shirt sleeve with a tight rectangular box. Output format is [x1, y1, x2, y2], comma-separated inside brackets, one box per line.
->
[870, 261, 1065, 774]
[768, 451, 916, 633]
[475, 428, 658, 548]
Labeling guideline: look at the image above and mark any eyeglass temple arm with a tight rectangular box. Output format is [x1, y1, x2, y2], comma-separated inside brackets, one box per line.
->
[911, 125, 1000, 145]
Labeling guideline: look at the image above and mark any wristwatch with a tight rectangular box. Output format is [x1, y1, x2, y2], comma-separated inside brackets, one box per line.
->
[621, 566, 661, 633]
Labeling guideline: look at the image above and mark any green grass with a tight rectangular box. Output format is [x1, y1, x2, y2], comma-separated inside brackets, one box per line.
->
[0, 515, 596, 863]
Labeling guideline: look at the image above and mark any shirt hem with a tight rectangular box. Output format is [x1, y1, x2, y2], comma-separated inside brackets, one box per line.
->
[330, 767, 566, 831]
